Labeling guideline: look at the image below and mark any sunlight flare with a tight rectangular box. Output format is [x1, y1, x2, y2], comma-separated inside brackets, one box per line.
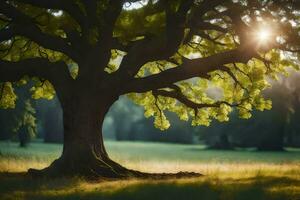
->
[256, 27, 272, 43]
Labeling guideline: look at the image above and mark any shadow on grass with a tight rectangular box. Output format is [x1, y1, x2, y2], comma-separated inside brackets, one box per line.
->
[0, 172, 299, 200]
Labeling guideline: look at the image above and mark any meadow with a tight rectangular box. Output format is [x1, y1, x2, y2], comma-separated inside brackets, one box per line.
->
[0, 140, 300, 200]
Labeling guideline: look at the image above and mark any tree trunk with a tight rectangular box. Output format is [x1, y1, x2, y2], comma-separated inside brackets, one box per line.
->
[19, 126, 29, 148]
[28, 93, 202, 179]
[209, 134, 233, 150]
[29, 94, 136, 178]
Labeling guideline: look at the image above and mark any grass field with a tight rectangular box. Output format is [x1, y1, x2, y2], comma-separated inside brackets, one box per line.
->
[0, 140, 300, 200]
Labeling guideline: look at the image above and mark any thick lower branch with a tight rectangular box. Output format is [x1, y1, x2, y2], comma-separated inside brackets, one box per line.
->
[0, 58, 71, 86]
[121, 47, 256, 94]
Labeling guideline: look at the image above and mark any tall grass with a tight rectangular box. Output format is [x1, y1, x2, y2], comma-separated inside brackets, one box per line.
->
[0, 141, 299, 200]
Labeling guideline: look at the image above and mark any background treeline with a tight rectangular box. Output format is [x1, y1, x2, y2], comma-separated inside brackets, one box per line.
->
[1, 73, 300, 150]
[200, 72, 300, 151]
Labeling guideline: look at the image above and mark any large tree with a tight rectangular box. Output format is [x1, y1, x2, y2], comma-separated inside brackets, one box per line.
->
[0, 0, 300, 178]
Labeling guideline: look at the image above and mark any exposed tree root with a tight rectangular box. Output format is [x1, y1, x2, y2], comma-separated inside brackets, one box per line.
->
[28, 156, 203, 180]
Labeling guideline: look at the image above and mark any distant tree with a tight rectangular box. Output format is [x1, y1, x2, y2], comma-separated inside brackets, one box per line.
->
[0, 0, 300, 178]
[36, 97, 63, 143]
[255, 82, 289, 151]
[0, 83, 37, 147]
[283, 73, 300, 147]
[108, 96, 143, 141]
[108, 97, 195, 143]
[129, 112, 196, 143]
[199, 118, 235, 150]
[287, 104, 300, 147]
[15, 99, 37, 147]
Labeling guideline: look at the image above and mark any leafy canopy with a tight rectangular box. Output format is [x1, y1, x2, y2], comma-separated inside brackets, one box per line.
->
[1, 0, 300, 130]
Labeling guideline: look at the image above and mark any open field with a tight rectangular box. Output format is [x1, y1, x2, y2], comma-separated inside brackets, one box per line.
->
[0, 141, 300, 200]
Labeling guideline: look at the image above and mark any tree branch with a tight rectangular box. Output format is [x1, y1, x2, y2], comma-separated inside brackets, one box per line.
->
[153, 88, 235, 110]
[121, 47, 256, 94]
[0, 58, 71, 85]
[15, 0, 87, 30]
[0, 1, 80, 62]
[115, 0, 194, 78]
